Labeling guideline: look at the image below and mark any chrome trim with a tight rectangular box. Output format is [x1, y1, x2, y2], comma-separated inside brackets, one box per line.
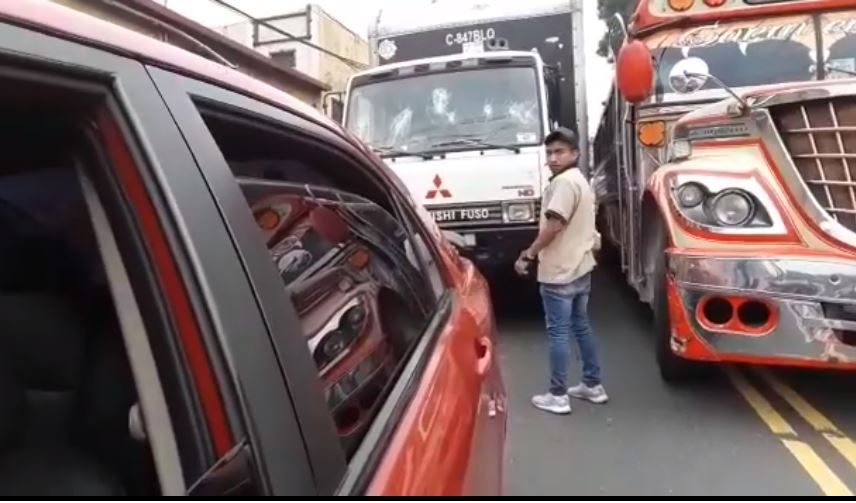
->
[670, 255, 856, 304]
[669, 173, 789, 236]
[749, 80, 856, 109]
[638, 105, 703, 118]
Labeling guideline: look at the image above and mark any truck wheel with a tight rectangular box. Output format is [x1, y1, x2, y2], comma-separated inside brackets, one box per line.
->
[650, 229, 702, 382]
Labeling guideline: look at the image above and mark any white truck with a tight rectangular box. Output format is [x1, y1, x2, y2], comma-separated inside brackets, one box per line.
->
[343, 0, 587, 270]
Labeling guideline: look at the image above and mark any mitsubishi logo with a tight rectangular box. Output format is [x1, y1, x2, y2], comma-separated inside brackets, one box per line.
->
[425, 175, 452, 199]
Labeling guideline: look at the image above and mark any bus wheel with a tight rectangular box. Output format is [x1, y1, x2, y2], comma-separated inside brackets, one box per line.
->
[650, 230, 703, 382]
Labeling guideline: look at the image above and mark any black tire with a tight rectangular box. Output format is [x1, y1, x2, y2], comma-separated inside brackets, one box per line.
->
[650, 225, 704, 382]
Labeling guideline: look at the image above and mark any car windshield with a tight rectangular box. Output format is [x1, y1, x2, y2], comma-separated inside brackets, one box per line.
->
[346, 66, 542, 155]
[647, 14, 818, 102]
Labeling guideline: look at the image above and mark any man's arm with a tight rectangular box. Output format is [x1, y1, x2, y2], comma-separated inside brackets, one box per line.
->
[521, 215, 564, 260]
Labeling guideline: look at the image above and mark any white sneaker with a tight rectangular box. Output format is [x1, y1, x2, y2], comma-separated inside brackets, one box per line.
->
[531, 393, 572, 415]
[567, 383, 609, 404]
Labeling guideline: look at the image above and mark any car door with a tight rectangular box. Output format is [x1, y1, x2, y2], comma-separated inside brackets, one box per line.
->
[0, 9, 320, 496]
[379, 176, 508, 496]
[146, 66, 506, 495]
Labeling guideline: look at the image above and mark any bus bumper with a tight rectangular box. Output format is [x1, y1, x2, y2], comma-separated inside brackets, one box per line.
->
[667, 253, 856, 369]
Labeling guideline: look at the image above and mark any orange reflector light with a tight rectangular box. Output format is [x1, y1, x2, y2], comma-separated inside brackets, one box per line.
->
[669, 0, 694, 11]
[255, 209, 281, 231]
[638, 121, 666, 147]
[350, 249, 370, 269]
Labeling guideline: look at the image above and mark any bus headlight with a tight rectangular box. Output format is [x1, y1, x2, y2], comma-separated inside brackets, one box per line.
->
[670, 179, 774, 232]
[503, 202, 535, 222]
[711, 189, 754, 227]
[677, 182, 705, 208]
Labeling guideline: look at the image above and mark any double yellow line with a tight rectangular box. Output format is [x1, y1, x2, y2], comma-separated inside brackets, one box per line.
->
[725, 366, 856, 496]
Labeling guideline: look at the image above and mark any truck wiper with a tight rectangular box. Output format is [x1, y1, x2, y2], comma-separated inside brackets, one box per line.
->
[372, 145, 431, 159]
[429, 137, 520, 153]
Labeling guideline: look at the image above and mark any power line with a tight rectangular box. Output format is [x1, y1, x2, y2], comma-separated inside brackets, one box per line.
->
[206, 0, 369, 70]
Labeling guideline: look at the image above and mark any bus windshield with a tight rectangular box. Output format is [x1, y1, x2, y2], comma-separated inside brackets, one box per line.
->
[647, 14, 818, 102]
[346, 65, 542, 155]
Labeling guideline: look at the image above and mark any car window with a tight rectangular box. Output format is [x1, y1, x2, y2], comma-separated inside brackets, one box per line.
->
[191, 104, 438, 458]
[0, 71, 187, 497]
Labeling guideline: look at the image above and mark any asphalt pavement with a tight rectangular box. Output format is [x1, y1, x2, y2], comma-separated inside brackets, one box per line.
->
[489, 266, 856, 497]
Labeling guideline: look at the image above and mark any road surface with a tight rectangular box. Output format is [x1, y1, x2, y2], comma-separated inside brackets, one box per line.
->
[491, 267, 856, 496]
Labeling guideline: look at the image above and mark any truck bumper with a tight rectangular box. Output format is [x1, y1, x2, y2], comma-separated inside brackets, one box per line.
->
[667, 253, 856, 369]
[450, 226, 538, 270]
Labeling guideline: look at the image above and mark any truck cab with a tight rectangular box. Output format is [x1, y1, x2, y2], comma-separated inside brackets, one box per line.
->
[344, 50, 551, 268]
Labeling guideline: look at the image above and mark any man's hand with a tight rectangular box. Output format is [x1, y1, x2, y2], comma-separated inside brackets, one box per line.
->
[514, 249, 534, 277]
[514, 258, 529, 276]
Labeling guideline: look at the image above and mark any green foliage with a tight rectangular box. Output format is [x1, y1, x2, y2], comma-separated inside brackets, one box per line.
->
[596, 0, 637, 58]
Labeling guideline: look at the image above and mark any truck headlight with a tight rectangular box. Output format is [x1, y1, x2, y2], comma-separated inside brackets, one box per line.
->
[503, 202, 534, 222]
[711, 189, 754, 226]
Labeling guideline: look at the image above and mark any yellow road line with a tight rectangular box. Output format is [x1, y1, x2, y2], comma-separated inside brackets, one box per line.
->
[724, 366, 853, 496]
[756, 368, 856, 475]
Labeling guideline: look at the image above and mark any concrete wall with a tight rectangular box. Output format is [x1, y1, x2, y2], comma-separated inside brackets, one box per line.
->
[316, 5, 370, 93]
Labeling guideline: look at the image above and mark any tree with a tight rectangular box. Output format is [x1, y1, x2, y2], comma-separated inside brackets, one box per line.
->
[596, 0, 637, 58]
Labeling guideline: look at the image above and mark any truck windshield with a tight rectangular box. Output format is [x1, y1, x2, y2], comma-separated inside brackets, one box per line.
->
[647, 14, 818, 102]
[346, 66, 542, 155]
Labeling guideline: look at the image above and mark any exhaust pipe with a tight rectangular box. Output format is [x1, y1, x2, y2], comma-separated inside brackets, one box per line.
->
[697, 296, 774, 335]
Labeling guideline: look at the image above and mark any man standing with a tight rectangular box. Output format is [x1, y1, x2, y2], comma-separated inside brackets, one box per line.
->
[515, 127, 607, 415]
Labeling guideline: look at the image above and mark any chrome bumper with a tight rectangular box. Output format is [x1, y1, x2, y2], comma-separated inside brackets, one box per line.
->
[669, 255, 856, 364]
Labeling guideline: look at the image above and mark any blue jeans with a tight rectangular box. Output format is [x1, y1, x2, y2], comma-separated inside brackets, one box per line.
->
[540, 272, 601, 395]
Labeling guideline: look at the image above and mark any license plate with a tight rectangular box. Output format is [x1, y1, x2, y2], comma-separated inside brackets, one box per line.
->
[429, 208, 491, 223]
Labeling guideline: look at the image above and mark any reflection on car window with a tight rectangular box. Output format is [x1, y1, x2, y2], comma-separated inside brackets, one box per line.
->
[240, 179, 431, 457]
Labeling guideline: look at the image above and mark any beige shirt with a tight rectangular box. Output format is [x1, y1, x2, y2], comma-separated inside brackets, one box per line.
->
[537, 167, 598, 285]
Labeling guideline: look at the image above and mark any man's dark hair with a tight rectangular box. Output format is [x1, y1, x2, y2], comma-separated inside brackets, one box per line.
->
[544, 127, 579, 149]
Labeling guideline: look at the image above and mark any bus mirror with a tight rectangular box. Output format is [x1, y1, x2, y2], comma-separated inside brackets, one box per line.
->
[616, 40, 654, 104]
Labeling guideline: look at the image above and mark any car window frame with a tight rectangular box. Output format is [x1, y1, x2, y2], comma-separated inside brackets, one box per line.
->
[145, 66, 455, 494]
[0, 19, 316, 495]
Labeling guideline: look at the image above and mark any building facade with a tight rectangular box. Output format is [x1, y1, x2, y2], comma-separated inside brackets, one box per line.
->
[51, 0, 329, 107]
[214, 4, 370, 120]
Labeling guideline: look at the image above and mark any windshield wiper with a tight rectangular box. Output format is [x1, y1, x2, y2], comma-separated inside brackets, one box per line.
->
[429, 137, 521, 154]
[371, 145, 431, 159]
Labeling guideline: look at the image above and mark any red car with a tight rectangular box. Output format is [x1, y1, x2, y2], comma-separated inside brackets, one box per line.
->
[0, 0, 505, 496]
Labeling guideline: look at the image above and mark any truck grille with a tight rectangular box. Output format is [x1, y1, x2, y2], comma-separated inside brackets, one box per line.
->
[424, 200, 540, 229]
[772, 97, 856, 232]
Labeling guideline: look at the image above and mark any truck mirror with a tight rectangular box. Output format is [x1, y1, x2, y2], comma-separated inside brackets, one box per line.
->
[616, 39, 654, 104]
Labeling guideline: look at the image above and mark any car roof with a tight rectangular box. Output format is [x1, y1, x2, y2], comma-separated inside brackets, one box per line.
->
[0, 0, 340, 132]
